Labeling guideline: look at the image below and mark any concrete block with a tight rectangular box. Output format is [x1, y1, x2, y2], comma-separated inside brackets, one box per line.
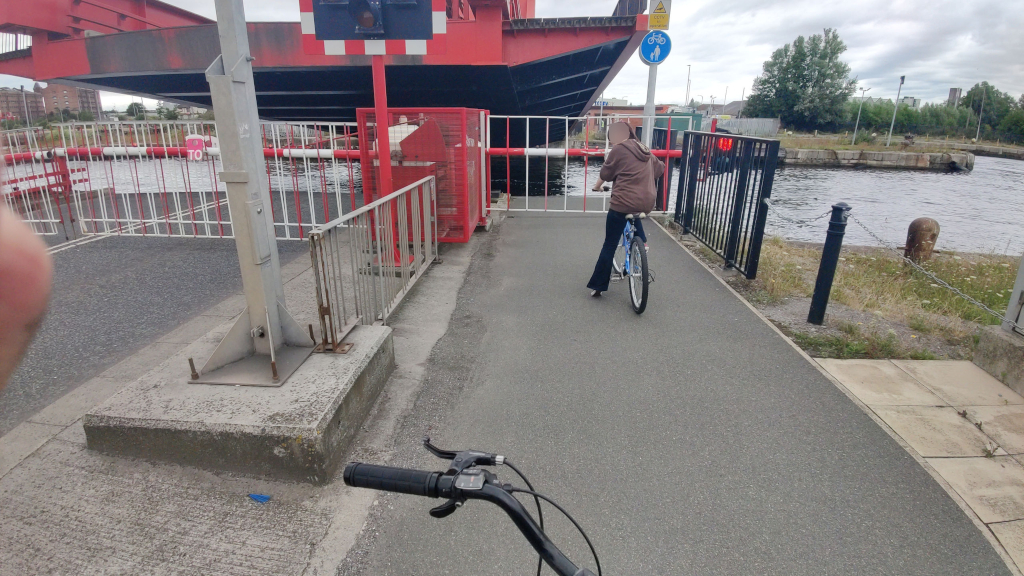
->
[84, 325, 394, 484]
[975, 325, 1024, 398]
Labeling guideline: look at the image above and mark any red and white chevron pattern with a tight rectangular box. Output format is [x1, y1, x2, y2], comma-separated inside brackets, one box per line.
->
[299, 0, 448, 56]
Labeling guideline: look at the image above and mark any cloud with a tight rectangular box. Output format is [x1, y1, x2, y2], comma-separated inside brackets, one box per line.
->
[2, 0, 1020, 109]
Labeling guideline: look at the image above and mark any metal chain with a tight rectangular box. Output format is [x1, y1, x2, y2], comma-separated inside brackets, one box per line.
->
[763, 199, 833, 225]
[848, 215, 1020, 331]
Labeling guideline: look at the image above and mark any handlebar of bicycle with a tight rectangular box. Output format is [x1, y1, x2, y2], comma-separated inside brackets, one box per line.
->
[344, 463, 597, 576]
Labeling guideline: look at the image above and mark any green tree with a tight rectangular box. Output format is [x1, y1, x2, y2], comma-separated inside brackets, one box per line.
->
[164, 108, 180, 121]
[126, 102, 146, 118]
[745, 28, 856, 129]
[78, 110, 94, 122]
[961, 82, 1016, 130]
[998, 109, 1024, 140]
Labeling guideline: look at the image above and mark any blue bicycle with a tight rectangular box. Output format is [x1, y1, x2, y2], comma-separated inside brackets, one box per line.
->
[611, 213, 650, 314]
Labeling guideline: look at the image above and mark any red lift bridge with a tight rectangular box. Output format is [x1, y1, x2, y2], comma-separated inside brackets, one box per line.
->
[0, 0, 650, 145]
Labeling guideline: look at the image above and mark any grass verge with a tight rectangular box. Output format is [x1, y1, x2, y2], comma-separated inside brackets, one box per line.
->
[675, 228, 1019, 360]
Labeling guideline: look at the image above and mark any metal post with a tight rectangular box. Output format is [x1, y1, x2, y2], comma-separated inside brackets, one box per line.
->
[684, 64, 691, 108]
[197, 0, 312, 386]
[642, 63, 657, 148]
[886, 76, 904, 147]
[852, 87, 870, 145]
[975, 88, 986, 142]
[372, 55, 394, 196]
[1005, 252, 1024, 336]
[808, 203, 852, 325]
[19, 86, 30, 126]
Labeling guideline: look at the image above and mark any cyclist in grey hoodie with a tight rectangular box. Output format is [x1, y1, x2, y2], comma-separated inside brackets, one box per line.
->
[587, 121, 664, 296]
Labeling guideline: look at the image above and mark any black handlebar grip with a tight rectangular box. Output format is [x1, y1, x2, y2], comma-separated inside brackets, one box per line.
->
[343, 463, 439, 497]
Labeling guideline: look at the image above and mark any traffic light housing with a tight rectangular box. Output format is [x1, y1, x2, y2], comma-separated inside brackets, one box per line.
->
[314, 0, 432, 40]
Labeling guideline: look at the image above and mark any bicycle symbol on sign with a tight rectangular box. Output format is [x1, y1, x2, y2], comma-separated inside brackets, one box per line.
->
[640, 30, 671, 65]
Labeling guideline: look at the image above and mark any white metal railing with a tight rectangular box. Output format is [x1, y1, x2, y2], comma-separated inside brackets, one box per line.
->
[486, 114, 690, 213]
[1, 120, 362, 239]
[309, 176, 437, 350]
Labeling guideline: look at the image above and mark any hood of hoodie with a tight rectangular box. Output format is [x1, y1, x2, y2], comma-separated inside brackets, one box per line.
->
[619, 139, 652, 162]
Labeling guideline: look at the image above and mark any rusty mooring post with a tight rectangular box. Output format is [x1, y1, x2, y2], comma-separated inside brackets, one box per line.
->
[905, 218, 940, 263]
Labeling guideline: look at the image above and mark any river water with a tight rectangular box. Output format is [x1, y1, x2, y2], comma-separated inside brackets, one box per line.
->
[766, 156, 1024, 255]
[536, 155, 1023, 255]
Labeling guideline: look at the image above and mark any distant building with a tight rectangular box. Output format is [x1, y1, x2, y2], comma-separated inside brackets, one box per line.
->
[948, 88, 962, 106]
[34, 81, 103, 117]
[594, 97, 630, 107]
[719, 100, 747, 117]
[578, 104, 672, 137]
[0, 87, 45, 123]
[858, 96, 892, 106]
[898, 96, 921, 109]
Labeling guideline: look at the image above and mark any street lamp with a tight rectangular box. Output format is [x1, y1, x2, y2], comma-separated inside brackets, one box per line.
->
[685, 64, 691, 108]
[886, 75, 904, 147]
[852, 87, 871, 145]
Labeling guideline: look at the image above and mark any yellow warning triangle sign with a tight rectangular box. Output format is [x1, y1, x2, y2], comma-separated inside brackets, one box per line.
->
[653, 1, 667, 13]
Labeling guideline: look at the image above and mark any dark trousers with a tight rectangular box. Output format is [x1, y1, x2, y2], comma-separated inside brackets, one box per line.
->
[587, 210, 646, 292]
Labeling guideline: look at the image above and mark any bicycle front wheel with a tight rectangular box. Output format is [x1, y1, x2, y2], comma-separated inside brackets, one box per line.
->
[628, 237, 649, 314]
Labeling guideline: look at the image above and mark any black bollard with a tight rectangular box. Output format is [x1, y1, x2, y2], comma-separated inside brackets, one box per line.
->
[808, 202, 852, 325]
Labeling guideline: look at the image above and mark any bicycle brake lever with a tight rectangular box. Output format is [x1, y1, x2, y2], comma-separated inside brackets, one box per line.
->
[429, 497, 464, 518]
[423, 436, 503, 474]
[423, 436, 458, 460]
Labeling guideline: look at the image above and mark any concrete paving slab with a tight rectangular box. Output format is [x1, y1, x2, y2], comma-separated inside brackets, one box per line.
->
[155, 313, 234, 344]
[26, 377, 122, 427]
[0, 439, 334, 576]
[895, 360, 1024, 407]
[967, 406, 1024, 454]
[929, 457, 1024, 523]
[0, 421, 64, 478]
[96, 341, 189, 383]
[873, 406, 996, 457]
[54, 419, 87, 445]
[817, 359, 947, 406]
[992, 520, 1024, 573]
[201, 294, 246, 318]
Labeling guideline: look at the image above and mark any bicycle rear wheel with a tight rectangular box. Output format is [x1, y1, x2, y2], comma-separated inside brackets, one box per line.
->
[628, 237, 649, 314]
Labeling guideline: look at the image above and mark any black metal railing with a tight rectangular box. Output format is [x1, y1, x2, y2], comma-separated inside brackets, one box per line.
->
[674, 131, 780, 279]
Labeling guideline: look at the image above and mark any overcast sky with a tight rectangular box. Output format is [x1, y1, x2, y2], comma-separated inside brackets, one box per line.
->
[3, 0, 1022, 111]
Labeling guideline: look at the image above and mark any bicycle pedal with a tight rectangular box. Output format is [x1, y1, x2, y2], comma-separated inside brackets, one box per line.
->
[611, 275, 624, 282]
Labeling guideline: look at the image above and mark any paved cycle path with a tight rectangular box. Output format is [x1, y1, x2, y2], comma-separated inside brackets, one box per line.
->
[338, 212, 1010, 576]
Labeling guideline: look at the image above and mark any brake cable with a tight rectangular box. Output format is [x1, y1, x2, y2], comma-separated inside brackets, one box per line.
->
[503, 459, 546, 576]
[506, 486, 603, 576]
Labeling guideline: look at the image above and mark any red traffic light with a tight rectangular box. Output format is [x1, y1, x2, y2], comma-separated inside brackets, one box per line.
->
[716, 137, 734, 152]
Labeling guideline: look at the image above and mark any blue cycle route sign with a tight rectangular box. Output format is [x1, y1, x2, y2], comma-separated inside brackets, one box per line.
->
[639, 30, 671, 65]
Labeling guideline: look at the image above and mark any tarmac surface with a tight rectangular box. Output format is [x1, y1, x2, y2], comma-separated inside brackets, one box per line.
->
[336, 213, 1011, 576]
[0, 235, 308, 436]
